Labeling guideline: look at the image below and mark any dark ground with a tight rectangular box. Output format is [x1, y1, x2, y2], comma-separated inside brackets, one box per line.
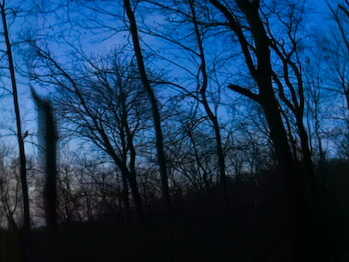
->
[1, 163, 349, 261]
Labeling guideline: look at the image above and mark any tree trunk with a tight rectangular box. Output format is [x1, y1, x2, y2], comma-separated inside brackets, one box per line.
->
[31, 89, 58, 228]
[209, 0, 299, 258]
[120, 169, 131, 221]
[1, 3, 31, 261]
[1, 0, 30, 233]
[122, 107, 144, 221]
[123, 0, 171, 210]
[188, 0, 227, 198]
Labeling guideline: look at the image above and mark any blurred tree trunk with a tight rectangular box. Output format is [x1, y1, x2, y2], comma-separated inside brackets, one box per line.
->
[32, 46, 146, 222]
[31, 89, 58, 228]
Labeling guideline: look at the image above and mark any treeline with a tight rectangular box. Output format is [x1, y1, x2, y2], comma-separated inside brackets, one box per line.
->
[0, 125, 274, 227]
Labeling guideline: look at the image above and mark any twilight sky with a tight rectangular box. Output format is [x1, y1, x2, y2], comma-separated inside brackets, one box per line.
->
[0, 0, 344, 156]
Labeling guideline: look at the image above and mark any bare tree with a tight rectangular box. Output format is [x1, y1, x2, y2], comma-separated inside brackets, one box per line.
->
[30, 47, 147, 221]
[205, 0, 312, 259]
[165, 105, 218, 193]
[123, 0, 171, 210]
[264, 0, 318, 227]
[328, 0, 349, 111]
[187, 0, 227, 196]
[135, 0, 229, 198]
[0, 0, 30, 231]
[0, 2, 33, 261]
[0, 146, 20, 230]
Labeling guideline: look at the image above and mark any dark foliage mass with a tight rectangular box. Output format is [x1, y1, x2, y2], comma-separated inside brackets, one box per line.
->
[1, 164, 349, 261]
[0, 0, 349, 261]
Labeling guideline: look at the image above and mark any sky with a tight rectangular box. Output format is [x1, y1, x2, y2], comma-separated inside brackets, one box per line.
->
[0, 0, 344, 157]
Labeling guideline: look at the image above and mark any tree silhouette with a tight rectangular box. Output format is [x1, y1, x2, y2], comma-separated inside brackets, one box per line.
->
[31, 88, 58, 228]
[123, 0, 171, 211]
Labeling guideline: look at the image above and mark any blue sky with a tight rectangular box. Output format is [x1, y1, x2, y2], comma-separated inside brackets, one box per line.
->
[0, 0, 344, 157]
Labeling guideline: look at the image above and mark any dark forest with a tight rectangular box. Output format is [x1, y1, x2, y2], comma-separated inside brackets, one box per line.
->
[0, 0, 349, 261]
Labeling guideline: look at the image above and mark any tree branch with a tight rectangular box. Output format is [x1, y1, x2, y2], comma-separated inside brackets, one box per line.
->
[228, 84, 260, 103]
